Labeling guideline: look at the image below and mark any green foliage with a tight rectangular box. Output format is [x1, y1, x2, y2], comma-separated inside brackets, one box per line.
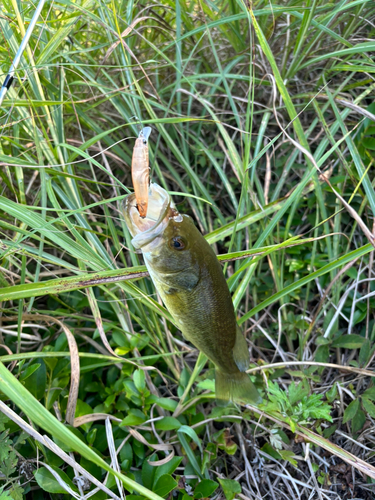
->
[0, 416, 24, 499]
[262, 380, 332, 432]
[33, 467, 79, 494]
[194, 479, 218, 499]
[0, 431, 17, 478]
[140, 456, 182, 497]
[331, 334, 367, 349]
[342, 386, 375, 435]
[0, 488, 12, 500]
[153, 474, 178, 498]
[213, 429, 238, 455]
[218, 478, 241, 500]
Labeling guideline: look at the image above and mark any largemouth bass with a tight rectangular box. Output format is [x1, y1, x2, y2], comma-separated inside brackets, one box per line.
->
[122, 183, 261, 405]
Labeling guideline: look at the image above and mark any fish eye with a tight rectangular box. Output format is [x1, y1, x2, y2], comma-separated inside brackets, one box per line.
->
[169, 236, 186, 250]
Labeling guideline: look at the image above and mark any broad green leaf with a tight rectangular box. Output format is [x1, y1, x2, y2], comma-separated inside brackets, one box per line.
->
[155, 398, 178, 412]
[142, 455, 158, 490]
[197, 379, 215, 392]
[155, 417, 182, 431]
[326, 383, 338, 403]
[121, 409, 147, 426]
[331, 335, 366, 349]
[194, 479, 219, 499]
[352, 408, 366, 435]
[218, 478, 241, 500]
[153, 474, 177, 498]
[261, 443, 282, 460]
[363, 387, 375, 401]
[24, 360, 46, 400]
[279, 449, 298, 467]
[153, 457, 183, 486]
[119, 442, 133, 470]
[34, 466, 78, 494]
[362, 397, 375, 419]
[213, 429, 238, 455]
[359, 339, 372, 366]
[343, 398, 359, 424]
[133, 369, 146, 392]
[19, 363, 41, 382]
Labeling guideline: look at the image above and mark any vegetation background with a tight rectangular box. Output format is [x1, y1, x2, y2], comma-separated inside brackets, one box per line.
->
[0, 0, 375, 498]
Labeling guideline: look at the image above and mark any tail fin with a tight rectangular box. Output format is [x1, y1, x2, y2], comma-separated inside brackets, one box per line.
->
[215, 369, 262, 407]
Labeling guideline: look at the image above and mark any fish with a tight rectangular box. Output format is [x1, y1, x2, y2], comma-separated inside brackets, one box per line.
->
[122, 182, 261, 405]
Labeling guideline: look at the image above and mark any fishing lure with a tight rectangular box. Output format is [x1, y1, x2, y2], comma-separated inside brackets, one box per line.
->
[131, 126, 152, 218]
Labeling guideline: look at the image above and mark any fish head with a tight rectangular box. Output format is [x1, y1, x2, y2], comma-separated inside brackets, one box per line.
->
[122, 183, 202, 290]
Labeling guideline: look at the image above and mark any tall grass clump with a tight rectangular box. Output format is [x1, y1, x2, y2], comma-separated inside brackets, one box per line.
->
[1, 0, 375, 498]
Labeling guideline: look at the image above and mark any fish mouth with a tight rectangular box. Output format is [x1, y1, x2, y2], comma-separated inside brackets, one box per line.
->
[122, 183, 174, 251]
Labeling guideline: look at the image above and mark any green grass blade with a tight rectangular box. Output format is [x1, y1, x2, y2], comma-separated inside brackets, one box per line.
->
[239, 244, 373, 324]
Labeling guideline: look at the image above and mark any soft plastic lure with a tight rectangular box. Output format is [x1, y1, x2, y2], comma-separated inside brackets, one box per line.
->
[131, 126, 152, 218]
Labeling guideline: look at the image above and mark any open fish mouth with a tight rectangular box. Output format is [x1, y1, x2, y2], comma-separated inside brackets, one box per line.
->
[122, 183, 174, 251]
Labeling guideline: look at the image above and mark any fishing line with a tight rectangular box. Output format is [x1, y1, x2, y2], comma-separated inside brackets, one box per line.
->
[109, 0, 145, 134]
[129, 115, 143, 136]
[108, 0, 154, 181]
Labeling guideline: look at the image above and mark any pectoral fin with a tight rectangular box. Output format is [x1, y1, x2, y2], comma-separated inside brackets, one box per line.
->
[160, 270, 199, 292]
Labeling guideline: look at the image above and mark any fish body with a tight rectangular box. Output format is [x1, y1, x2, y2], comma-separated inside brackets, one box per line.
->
[122, 183, 261, 405]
